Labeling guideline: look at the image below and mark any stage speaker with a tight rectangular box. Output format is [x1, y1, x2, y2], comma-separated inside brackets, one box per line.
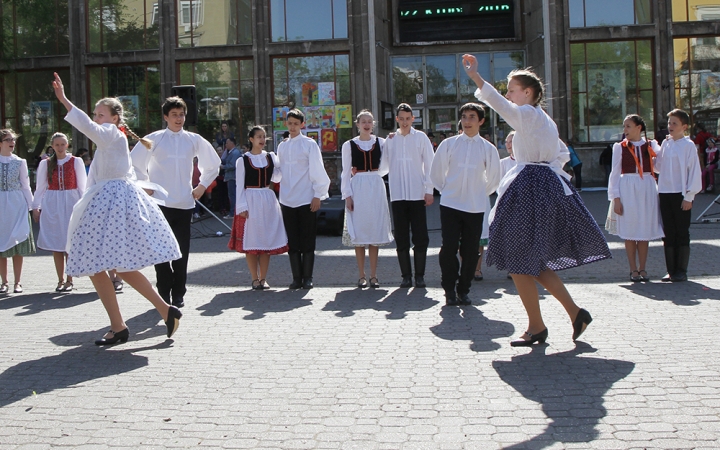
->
[171, 85, 197, 127]
[316, 207, 344, 236]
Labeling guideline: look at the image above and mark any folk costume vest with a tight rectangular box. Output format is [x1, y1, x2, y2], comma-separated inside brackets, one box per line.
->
[350, 139, 381, 172]
[242, 153, 274, 188]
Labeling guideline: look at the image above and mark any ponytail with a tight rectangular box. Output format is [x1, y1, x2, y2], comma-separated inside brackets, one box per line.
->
[120, 123, 152, 150]
[46, 152, 58, 184]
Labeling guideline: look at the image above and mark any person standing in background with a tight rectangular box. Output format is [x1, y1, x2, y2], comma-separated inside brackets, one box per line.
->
[222, 137, 242, 220]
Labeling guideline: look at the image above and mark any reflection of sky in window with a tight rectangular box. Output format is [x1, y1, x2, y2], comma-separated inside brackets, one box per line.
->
[286, 0, 333, 41]
[333, 0, 348, 38]
[585, 0, 635, 26]
[494, 53, 522, 82]
[568, 0, 585, 27]
[459, 54, 491, 95]
[270, 0, 285, 41]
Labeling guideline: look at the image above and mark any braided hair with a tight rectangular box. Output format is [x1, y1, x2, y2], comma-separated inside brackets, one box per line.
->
[95, 98, 153, 149]
[508, 68, 545, 107]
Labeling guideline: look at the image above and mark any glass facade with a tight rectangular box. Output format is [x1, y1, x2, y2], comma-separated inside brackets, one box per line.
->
[178, 59, 255, 144]
[88, 64, 162, 140]
[674, 37, 720, 134]
[392, 52, 523, 148]
[570, 40, 654, 142]
[177, 0, 252, 48]
[673, 0, 720, 22]
[1, 70, 73, 161]
[569, 0, 652, 27]
[271, 0, 348, 42]
[0, 0, 69, 57]
[87, 0, 159, 52]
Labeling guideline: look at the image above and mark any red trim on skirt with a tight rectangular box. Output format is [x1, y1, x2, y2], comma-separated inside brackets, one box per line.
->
[227, 214, 288, 255]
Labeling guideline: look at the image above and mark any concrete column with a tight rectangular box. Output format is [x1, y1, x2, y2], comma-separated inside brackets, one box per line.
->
[349, 0, 372, 114]
[252, 0, 272, 128]
[68, 0, 88, 150]
[656, 0, 675, 125]
[159, 0, 177, 102]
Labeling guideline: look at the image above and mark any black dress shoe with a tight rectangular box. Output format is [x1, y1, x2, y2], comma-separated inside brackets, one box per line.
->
[166, 306, 183, 338]
[671, 272, 688, 282]
[445, 293, 459, 306]
[400, 276, 413, 288]
[414, 276, 426, 288]
[302, 277, 314, 289]
[95, 328, 129, 346]
[572, 308, 592, 341]
[510, 328, 548, 347]
[172, 298, 185, 308]
[457, 293, 471, 305]
[289, 278, 303, 289]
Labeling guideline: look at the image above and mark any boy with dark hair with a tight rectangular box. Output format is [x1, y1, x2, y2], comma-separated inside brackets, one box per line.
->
[655, 108, 701, 282]
[131, 96, 220, 307]
[381, 103, 435, 288]
[430, 102, 501, 305]
[277, 108, 330, 289]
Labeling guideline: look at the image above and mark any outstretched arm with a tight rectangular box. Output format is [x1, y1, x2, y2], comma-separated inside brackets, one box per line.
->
[52, 73, 73, 113]
[462, 55, 486, 90]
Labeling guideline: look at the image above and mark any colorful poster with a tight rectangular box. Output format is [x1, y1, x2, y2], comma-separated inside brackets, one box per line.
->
[117, 95, 140, 128]
[304, 106, 322, 129]
[321, 128, 337, 152]
[335, 105, 352, 128]
[302, 82, 318, 106]
[318, 82, 336, 106]
[302, 129, 320, 146]
[319, 106, 335, 128]
[273, 107, 290, 130]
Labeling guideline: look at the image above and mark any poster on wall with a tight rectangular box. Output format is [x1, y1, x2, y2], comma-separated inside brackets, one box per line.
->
[27, 101, 54, 134]
[302, 82, 318, 106]
[579, 69, 626, 141]
[304, 106, 322, 129]
[335, 105, 352, 128]
[321, 128, 337, 152]
[117, 95, 140, 128]
[318, 82, 336, 105]
[701, 72, 720, 108]
[273, 107, 290, 130]
[319, 106, 335, 128]
[273, 130, 286, 153]
[302, 129, 320, 146]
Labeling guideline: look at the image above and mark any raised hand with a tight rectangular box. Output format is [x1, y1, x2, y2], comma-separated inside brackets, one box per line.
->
[52, 72, 72, 112]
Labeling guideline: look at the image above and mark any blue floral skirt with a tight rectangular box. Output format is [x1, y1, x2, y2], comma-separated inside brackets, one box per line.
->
[486, 165, 611, 276]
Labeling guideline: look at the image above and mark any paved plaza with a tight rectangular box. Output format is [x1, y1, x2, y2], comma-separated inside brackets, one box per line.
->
[1, 191, 720, 449]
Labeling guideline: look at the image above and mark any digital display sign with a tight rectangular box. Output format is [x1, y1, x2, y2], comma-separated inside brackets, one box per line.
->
[397, 1, 515, 43]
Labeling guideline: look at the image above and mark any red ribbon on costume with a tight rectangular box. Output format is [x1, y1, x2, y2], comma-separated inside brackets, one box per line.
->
[118, 125, 128, 137]
[621, 139, 656, 180]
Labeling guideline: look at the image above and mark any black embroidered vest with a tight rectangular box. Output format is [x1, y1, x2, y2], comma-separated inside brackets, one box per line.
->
[242, 153, 274, 188]
[350, 139, 381, 172]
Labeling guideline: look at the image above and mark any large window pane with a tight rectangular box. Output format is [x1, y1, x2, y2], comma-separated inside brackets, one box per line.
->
[332, 0, 348, 39]
[392, 57, 424, 105]
[426, 55, 457, 104]
[88, 0, 158, 52]
[675, 1, 720, 21]
[3, 1, 69, 57]
[493, 52, 525, 91]
[674, 36, 720, 133]
[178, 0, 249, 47]
[272, 0, 345, 42]
[569, 0, 585, 27]
[459, 53, 491, 102]
[570, 0, 651, 27]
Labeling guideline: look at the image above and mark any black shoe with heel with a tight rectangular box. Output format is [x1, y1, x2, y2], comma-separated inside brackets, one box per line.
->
[95, 328, 129, 346]
[165, 306, 183, 338]
[572, 308, 592, 341]
[510, 329, 548, 347]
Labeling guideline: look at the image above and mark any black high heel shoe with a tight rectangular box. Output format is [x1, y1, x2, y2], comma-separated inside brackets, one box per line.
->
[510, 329, 548, 347]
[95, 328, 129, 346]
[572, 308, 592, 341]
[166, 306, 183, 338]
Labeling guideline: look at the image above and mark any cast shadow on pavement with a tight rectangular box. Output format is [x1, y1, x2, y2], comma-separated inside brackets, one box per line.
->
[322, 287, 438, 319]
[430, 299, 514, 352]
[0, 339, 172, 408]
[48, 309, 171, 346]
[494, 343, 635, 449]
[621, 280, 720, 306]
[198, 288, 313, 319]
[0, 291, 99, 316]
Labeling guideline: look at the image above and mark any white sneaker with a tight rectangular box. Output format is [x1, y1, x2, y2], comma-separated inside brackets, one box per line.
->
[223, 215, 233, 220]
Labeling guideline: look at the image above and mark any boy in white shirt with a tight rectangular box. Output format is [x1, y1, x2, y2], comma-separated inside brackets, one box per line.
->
[276, 109, 330, 289]
[131, 97, 220, 307]
[655, 108, 702, 282]
[430, 103, 501, 305]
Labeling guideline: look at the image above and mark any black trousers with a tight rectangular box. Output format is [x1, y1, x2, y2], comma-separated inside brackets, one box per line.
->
[391, 200, 429, 273]
[155, 206, 192, 301]
[281, 204, 318, 254]
[439, 205, 483, 296]
[659, 193, 691, 247]
[573, 163, 583, 189]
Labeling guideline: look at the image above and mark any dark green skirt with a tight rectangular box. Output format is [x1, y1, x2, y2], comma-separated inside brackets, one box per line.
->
[0, 213, 36, 257]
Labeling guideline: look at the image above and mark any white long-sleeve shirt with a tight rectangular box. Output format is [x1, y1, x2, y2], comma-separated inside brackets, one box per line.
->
[32, 155, 87, 210]
[234, 151, 281, 214]
[341, 136, 388, 199]
[607, 138, 660, 200]
[276, 134, 330, 208]
[655, 136, 702, 202]
[500, 156, 517, 178]
[429, 133, 502, 213]
[131, 128, 220, 210]
[379, 128, 434, 201]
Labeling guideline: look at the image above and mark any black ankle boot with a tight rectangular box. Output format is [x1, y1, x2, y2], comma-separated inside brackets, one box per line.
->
[288, 252, 303, 289]
[302, 252, 315, 289]
[398, 251, 412, 287]
[661, 245, 675, 282]
[414, 251, 427, 287]
[672, 246, 690, 282]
